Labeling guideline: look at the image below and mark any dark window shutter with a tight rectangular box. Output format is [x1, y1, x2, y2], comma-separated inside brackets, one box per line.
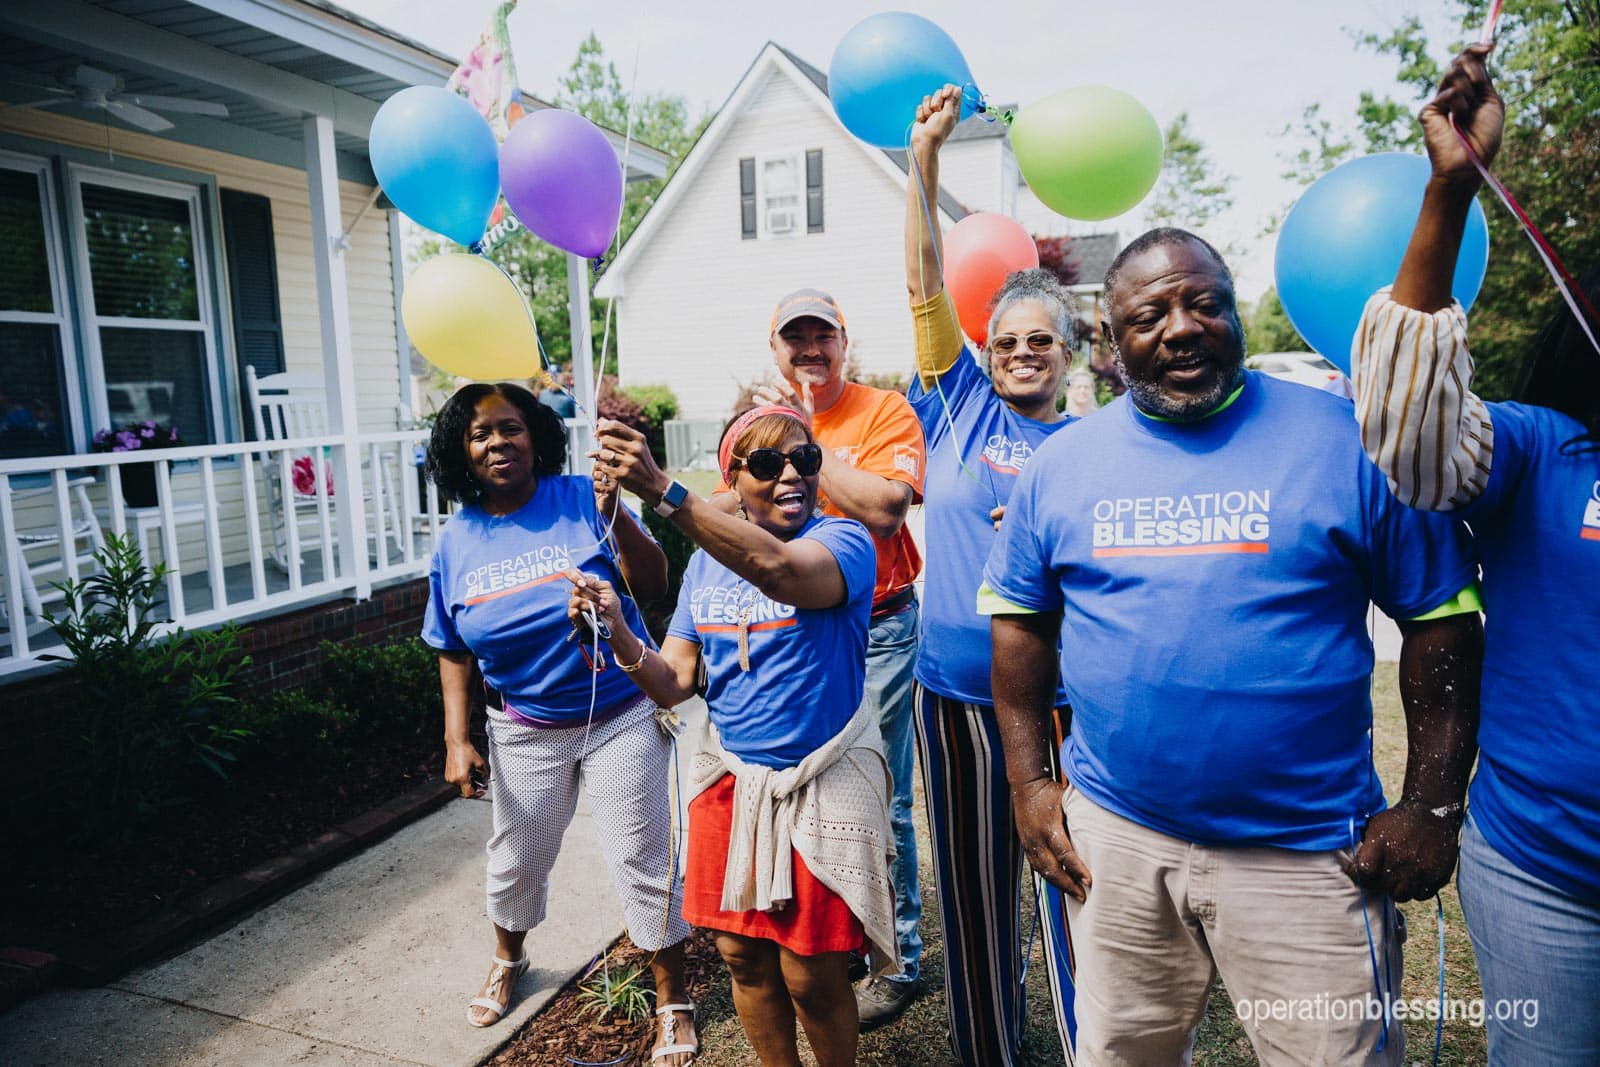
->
[220, 189, 284, 439]
[805, 149, 823, 233]
[739, 157, 756, 239]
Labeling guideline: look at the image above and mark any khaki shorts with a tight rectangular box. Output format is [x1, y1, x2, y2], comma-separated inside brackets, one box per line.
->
[1062, 783, 1405, 1067]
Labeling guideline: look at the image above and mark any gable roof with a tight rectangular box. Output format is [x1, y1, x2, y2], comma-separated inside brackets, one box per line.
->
[595, 41, 968, 297]
[1070, 233, 1122, 288]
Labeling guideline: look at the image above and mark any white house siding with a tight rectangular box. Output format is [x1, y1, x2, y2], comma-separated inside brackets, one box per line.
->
[1, 109, 403, 570]
[934, 138, 1003, 216]
[613, 65, 953, 420]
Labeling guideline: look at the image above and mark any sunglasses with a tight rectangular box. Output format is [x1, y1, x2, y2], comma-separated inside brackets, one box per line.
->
[731, 443, 824, 481]
[989, 331, 1062, 356]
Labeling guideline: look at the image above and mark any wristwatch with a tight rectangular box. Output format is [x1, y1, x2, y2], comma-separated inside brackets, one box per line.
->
[653, 479, 689, 517]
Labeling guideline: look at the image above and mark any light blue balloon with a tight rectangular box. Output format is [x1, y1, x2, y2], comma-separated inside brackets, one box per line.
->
[1275, 153, 1489, 375]
[369, 86, 500, 246]
[829, 12, 975, 149]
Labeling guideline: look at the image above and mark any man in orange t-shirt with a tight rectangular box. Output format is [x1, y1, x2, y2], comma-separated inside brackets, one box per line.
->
[751, 288, 928, 1024]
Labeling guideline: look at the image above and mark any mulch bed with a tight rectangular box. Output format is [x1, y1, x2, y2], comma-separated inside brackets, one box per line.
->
[0, 738, 445, 954]
[494, 929, 727, 1067]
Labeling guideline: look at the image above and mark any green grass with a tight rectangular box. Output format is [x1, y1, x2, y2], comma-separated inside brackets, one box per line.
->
[689, 663, 1489, 1065]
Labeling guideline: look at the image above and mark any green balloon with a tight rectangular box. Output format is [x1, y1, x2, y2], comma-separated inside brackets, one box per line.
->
[1011, 86, 1164, 222]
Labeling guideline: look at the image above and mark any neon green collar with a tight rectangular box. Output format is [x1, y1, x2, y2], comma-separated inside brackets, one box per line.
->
[1132, 381, 1246, 423]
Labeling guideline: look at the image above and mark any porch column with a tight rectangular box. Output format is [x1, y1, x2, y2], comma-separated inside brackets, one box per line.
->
[566, 251, 597, 467]
[304, 112, 370, 599]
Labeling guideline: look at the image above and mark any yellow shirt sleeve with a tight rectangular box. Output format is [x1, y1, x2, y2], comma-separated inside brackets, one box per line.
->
[912, 289, 966, 390]
[975, 580, 1039, 616]
[1407, 581, 1484, 621]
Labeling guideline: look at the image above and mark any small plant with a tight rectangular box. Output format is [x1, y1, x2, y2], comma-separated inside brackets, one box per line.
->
[311, 637, 441, 745]
[45, 534, 251, 823]
[576, 961, 653, 1023]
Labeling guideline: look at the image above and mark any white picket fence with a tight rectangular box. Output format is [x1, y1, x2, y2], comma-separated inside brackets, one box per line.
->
[0, 431, 441, 676]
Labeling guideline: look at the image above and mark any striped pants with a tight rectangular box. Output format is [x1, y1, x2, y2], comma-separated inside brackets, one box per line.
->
[914, 683, 1077, 1066]
[483, 698, 689, 952]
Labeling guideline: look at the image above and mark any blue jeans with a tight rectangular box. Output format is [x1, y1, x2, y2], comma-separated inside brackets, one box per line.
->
[1457, 814, 1600, 1065]
[865, 597, 921, 982]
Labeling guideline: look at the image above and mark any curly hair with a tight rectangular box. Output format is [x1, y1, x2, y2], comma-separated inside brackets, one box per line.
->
[426, 382, 568, 505]
[982, 268, 1080, 378]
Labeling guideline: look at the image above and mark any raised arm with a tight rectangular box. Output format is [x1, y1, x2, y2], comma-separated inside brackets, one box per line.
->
[1351, 45, 1503, 510]
[595, 418, 849, 610]
[906, 84, 967, 389]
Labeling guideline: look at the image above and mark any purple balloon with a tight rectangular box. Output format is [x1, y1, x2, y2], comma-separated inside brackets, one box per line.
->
[499, 110, 622, 259]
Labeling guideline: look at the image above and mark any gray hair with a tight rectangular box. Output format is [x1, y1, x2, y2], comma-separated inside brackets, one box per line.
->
[982, 269, 1080, 374]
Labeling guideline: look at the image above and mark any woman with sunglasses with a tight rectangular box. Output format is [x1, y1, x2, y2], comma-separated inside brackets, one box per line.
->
[419, 384, 697, 1064]
[569, 408, 897, 1067]
[901, 85, 1080, 1064]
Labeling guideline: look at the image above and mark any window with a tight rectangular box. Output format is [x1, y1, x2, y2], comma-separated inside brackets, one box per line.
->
[739, 157, 756, 240]
[67, 168, 221, 445]
[805, 149, 823, 233]
[0, 155, 77, 460]
[760, 155, 800, 236]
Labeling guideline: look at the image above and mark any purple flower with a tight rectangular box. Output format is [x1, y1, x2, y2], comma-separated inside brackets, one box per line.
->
[93, 429, 109, 446]
[115, 430, 140, 451]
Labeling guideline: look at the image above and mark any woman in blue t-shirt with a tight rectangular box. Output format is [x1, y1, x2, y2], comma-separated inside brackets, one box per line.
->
[567, 407, 892, 1067]
[420, 383, 697, 1063]
[1352, 47, 1600, 1064]
[901, 85, 1080, 1065]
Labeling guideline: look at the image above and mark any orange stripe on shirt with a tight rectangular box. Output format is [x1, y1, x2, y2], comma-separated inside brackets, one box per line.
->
[695, 618, 800, 634]
[463, 570, 569, 605]
[1092, 542, 1270, 559]
[1581, 527, 1600, 542]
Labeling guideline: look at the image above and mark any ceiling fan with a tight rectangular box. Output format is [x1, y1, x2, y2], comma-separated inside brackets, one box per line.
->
[3, 64, 228, 133]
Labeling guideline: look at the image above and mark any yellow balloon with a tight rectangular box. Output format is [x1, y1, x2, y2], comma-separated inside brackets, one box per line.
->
[401, 253, 539, 380]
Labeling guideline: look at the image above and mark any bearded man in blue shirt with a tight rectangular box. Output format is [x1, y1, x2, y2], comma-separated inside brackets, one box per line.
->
[982, 229, 1485, 1066]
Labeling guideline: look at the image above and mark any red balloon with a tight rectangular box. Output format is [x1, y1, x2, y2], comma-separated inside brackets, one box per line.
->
[943, 213, 1040, 345]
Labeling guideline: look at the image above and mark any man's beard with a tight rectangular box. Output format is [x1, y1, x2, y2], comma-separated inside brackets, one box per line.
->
[1114, 342, 1246, 422]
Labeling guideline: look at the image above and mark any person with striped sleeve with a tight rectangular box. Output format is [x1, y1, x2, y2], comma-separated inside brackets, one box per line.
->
[1351, 44, 1600, 1065]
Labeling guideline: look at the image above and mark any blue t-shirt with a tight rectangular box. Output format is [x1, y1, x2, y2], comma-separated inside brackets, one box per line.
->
[1459, 402, 1600, 900]
[908, 350, 1073, 705]
[668, 515, 875, 769]
[422, 476, 654, 724]
[983, 373, 1478, 849]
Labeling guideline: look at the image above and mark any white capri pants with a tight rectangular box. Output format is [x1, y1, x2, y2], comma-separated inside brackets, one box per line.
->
[484, 696, 689, 952]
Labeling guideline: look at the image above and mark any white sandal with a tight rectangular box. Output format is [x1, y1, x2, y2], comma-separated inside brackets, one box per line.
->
[466, 954, 530, 1028]
[651, 1000, 699, 1064]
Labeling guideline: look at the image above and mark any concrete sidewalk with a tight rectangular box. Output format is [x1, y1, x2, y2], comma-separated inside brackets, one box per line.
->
[0, 795, 622, 1066]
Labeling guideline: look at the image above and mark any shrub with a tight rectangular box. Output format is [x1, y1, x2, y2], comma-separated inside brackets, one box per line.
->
[45, 535, 251, 826]
[620, 383, 679, 430]
[233, 690, 355, 772]
[309, 637, 442, 746]
[598, 377, 681, 464]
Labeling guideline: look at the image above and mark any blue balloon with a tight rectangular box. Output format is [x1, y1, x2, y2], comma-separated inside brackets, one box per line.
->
[829, 12, 975, 149]
[1275, 153, 1489, 375]
[369, 87, 500, 246]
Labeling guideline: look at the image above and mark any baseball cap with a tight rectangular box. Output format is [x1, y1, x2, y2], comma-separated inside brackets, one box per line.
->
[770, 288, 847, 334]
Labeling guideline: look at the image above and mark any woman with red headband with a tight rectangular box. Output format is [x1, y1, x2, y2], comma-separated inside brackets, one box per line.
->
[567, 407, 895, 1067]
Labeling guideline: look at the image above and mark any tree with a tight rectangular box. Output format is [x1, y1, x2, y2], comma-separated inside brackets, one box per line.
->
[1246, 288, 1310, 354]
[1143, 113, 1238, 255]
[484, 33, 710, 378]
[1274, 1, 1600, 397]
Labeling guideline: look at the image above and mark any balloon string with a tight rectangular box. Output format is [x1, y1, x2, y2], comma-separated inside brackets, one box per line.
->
[908, 133, 1002, 508]
[1478, 0, 1503, 45]
[1448, 113, 1600, 358]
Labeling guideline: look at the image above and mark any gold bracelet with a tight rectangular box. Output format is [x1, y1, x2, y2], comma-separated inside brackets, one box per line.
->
[617, 643, 649, 672]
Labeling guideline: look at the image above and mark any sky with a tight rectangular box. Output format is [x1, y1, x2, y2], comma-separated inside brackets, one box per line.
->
[337, 0, 1471, 301]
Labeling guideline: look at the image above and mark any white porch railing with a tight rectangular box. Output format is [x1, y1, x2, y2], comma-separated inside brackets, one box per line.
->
[0, 431, 442, 677]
